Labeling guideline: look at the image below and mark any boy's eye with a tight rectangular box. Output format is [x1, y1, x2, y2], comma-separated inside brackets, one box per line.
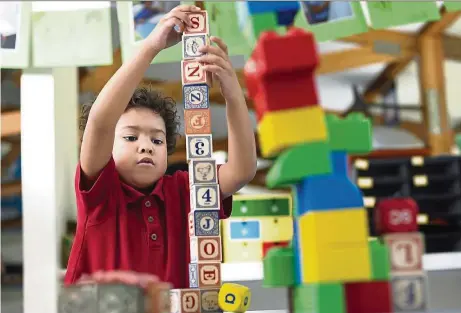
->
[152, 139, 164, 145]
[124, 136, 137, 142]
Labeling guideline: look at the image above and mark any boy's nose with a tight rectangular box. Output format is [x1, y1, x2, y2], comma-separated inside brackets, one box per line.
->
[140, 148, 153, 155]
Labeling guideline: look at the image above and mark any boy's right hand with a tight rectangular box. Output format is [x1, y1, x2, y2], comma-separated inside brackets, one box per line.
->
[147, 4, 202, 52]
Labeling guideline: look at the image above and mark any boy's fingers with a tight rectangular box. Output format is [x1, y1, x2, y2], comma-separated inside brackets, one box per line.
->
[146, 282, 172, 313]
[210, 36, 228, 55]
[200, 45, 228, 61]
[172, 4, 201, 13]
[198, 55, 230, 71]
[167, 10, 191, 26]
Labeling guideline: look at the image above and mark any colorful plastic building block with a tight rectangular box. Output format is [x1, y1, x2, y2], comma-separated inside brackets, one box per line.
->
[218, 283, 251, 313]
[344, 281, 392, 313]
[231, 194, 292, 217]
[325, 113, 372, 154]
[294, 174, 364, 213]
[265, 141, 331, 188]
[330, 151, 349, 176]
[260, 216, 293, 242]
[262, 241, 290, 258]
[293, 283, 346, 313]
[297, 208, 372, 283]
[369, 238, 390, 280]
[263, 246, 295, 287]
[258, 106, 328, 158]
[237, 1, 300, 15]
[374, 197, 419, 235]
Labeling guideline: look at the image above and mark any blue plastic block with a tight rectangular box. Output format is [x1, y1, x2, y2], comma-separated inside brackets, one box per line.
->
[276, 9, 299, 25]
[292, 218, 302, 285]
[331, 151, 349, 177]
[229, 220, 261, 240]
[295, 175, 364, 214]
[241, 1, 300, 15]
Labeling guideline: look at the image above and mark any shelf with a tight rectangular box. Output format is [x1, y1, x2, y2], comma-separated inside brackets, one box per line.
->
[58, 252, 461, 283]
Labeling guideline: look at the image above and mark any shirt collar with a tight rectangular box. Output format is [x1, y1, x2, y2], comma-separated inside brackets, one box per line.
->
[120, 176, 165, 203]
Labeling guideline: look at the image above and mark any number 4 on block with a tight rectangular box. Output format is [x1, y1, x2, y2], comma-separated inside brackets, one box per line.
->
[191, 184, 221, 210]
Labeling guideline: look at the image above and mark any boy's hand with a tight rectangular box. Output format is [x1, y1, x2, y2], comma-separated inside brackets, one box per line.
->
[147, 4, 201, 51]
[197, 37, 244, 103]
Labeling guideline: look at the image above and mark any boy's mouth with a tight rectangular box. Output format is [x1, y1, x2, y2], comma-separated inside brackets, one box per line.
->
[138, 157, 154, 165]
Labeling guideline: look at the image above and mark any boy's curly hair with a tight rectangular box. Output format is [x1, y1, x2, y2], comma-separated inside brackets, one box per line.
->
[80, 87, 181, 155]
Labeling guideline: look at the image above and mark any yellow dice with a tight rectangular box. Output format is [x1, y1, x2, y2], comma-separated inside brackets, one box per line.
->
[218, 283, 251, 313]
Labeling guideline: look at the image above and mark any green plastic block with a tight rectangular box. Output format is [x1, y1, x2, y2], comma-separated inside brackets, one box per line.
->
[242, 12, 278, 46]
[231, 195, 291, 217]
[369, 238, 390, 280]
[263, 246, 295, 287]
[326, 113, 372, 154]
[456, 133, 461, 151]
[293, 283, 345, 313]
[266, 141, 332, 189]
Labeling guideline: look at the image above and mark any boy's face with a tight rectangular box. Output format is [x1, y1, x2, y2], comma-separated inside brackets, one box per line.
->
[113, 107, 168, 189]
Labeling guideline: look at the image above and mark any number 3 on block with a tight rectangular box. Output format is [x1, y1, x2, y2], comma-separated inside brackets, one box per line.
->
[186, 134, 213, 160]
[192, 184, 220, 210]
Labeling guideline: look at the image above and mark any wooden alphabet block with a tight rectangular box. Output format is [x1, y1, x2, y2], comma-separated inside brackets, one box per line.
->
[183, 84, 209, 110]
[170, 289, 201, 313]
[181, 60, 212, 86]
[200, 289, 222, 313]
[189, 159, 217, 185]
[184, 11, 209, 35]
[391, 275, 428, 312]
[183, 34, 210, 60]
[189, 210, 220, 237]
[375, 197, 419, 235]
[190, 236, 222, 263]
[191, 184, 221, 210]
[59, 284, 144, 313]
[383, 232, 424, 275]
[189, 263, 222, 288]
[186, 134, 213, 160]
[184, 109, 212, 134]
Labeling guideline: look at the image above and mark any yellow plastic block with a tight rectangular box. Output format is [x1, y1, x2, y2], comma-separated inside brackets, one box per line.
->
[257, 106, 328, 158]
[222, 239, 263, 263]
[298, 208, 371, 283]
[219, 283, 251, 313]
[260, 216, 293, 242]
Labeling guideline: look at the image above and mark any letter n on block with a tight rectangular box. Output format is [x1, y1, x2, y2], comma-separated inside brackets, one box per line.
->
[182, 60, 212, 86]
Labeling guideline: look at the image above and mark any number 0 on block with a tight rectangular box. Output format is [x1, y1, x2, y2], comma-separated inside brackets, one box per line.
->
[191, 184, 221, 210]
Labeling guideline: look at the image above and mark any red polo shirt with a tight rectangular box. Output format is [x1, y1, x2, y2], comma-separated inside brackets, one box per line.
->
[64, 157, 232, 288]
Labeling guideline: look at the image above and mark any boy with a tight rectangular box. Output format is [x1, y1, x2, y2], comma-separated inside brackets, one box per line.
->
[64, 4, 257, 288]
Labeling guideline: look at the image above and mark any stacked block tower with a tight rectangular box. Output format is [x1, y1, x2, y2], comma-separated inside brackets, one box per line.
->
[244, 27, 412, 313]
[171, 10, 251, 313]
[170, 10, 223, 313]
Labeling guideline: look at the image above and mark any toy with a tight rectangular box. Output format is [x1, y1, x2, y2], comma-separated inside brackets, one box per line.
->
[244, 27, 429, 313]
[178, 10, 251, 313]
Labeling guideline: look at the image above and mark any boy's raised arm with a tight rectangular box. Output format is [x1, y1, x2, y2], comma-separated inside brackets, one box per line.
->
[80, 5, 200, 179]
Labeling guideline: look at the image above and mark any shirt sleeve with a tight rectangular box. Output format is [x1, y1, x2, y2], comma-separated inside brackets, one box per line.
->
[175, 164, 233, 219]
[75, 157, 119, 223]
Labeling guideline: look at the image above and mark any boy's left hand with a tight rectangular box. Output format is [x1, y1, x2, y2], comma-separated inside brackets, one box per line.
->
[198, 37, 244, 102]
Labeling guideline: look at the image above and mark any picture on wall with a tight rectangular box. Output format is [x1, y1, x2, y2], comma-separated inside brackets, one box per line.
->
[0, 2, 20, 50]
[118, 1, 192, 64]
[293, 1, 368, 42]
[132, 1, 180, 41]
[444, 1, 461, 12]
[0, 1, 31, 68]
[366, 1, 440, 29]
[301, 1, 354, 25]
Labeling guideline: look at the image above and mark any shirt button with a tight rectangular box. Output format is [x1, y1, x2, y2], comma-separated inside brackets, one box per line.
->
[145, 201, 151, 207]
[148, 216, 154, 223]
[151, 233, 157, 241]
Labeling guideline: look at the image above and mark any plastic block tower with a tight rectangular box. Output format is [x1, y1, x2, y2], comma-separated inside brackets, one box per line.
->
[170, 10, 251, 313]
[374, 197, 429, 312]
[221, 194, 292, 263]
[244, 27, 390, 313]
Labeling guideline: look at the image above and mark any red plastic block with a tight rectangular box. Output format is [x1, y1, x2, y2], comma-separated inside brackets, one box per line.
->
[262, 241, 290, 258]
[252, 28, 319, 76]
[345, 281, 392, 313]
[374, 197, 419, 235]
